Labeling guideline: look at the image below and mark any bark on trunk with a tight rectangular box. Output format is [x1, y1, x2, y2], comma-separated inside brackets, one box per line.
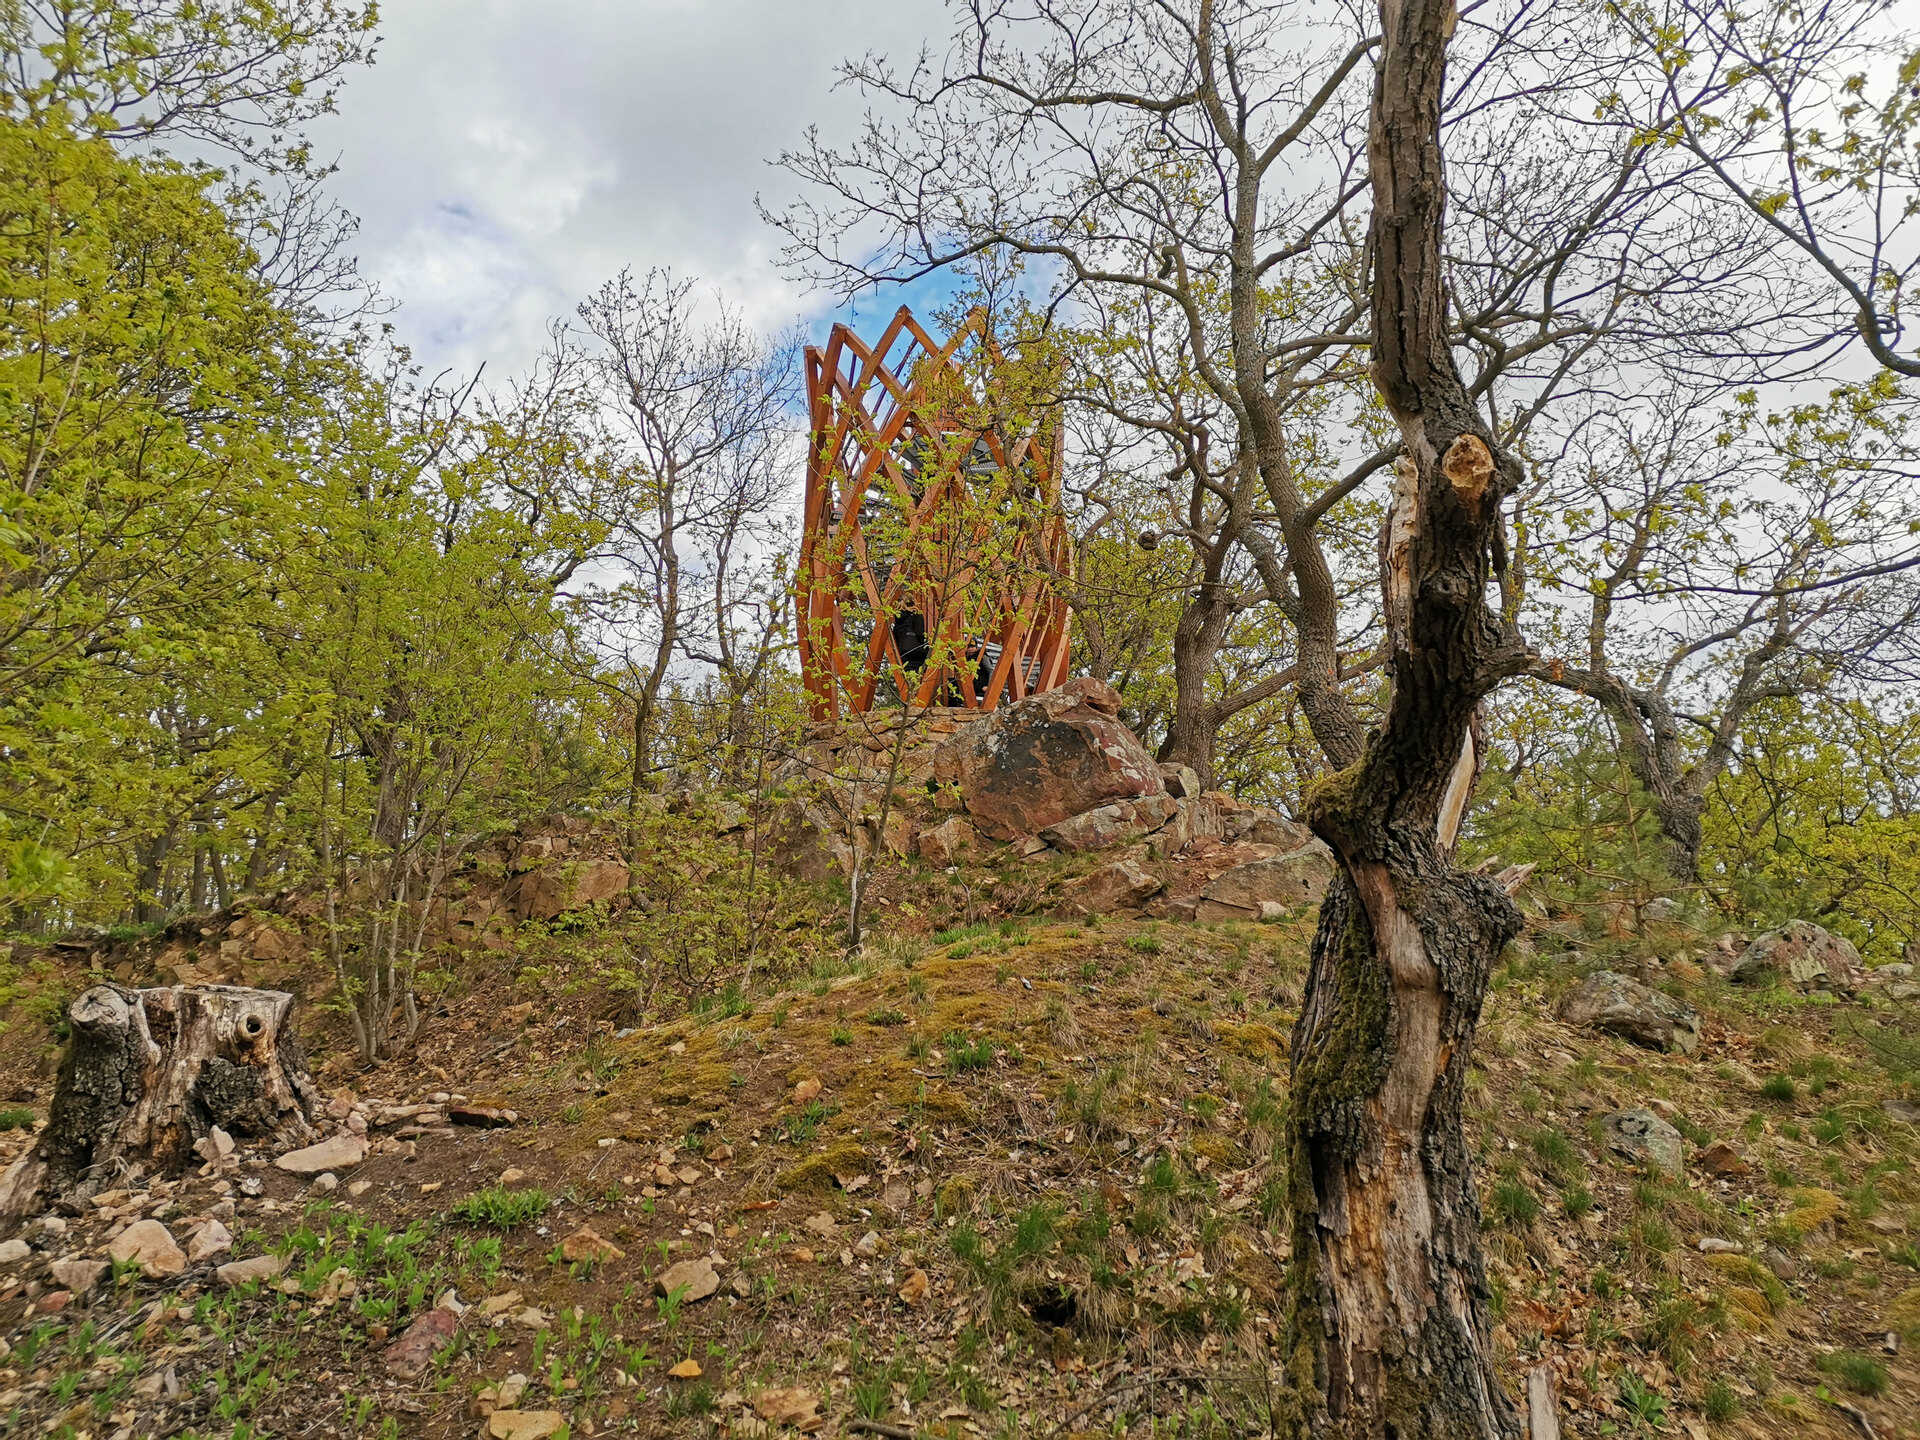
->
[0, 984, 320, 1224]
[1279, 2, 1528, 1435]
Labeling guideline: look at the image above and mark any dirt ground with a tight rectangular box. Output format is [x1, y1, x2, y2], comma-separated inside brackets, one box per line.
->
[1, 904, 1917, 1439]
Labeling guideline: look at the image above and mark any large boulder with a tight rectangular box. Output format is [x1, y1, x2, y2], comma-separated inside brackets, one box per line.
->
[1557, 970, 1702, 1054]
[930, 678, 1164, 840]
[1194, 844, 1337, 921]
[1062, 858, 1164, 914]
[1728, 920, 1863, 992]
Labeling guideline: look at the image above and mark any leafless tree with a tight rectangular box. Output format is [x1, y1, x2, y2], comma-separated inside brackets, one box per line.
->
[574, 270, 795, 845]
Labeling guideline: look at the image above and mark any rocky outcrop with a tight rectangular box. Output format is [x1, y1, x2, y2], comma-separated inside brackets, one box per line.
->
[510, 858, 630, 922]
[930, 678, 1165, 840]
[1729, 920, 1863, 992]
[1040, 794, 1179, 853]
[1558, 970, 1703, 1054]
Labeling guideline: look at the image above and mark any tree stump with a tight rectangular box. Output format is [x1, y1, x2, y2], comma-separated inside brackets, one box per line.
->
[0, 984, 320, 1223]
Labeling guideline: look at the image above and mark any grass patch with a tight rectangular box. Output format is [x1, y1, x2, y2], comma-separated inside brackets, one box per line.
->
[446, 1186, 552, 1228]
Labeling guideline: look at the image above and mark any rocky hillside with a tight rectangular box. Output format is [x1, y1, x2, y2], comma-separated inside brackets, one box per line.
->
[0, 891, 1917, 1439]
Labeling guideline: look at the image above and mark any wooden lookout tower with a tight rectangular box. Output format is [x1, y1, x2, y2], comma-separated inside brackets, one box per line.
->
[796, 307, 1073, 720]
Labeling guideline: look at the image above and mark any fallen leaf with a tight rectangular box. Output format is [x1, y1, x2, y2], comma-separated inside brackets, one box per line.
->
[668, 1358, 703, 1379]
[899, 1268, 930, 1306]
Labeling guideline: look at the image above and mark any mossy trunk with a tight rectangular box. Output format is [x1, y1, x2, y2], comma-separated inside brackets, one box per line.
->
[1278, 1, 1532, 1434]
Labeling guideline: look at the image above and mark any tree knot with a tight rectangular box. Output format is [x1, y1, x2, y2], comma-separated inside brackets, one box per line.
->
[1440, 433, 1493, 507]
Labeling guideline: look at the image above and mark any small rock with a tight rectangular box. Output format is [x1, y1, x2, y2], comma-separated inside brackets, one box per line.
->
[49, 1258, 109, 1292]
[655, 1257, 720, 1302]
[0, 1238, 29, 1266]
[499, 1167, 527, 1185]
[753, 1386, 822, 1428]
[1696, 1237, 1741, 1254]
[275, 1134, 367, 1176]
[1698, 1140, 1749, 1176]
[803, 1211, 837, 1236]
[215, 1253, 287, 1287]
[1883, 1096, 1920, 1127]
[382, 1304, 459, 1379]
[479, 1290, 524, 1318]
[1603, 1108, 1685, 1178]
[193, 1127, 235, 1163]
[559, 1226, 624, 1264]
[36, 1288, 73, 1313]
[449, 1101, 518, 1128]
[311, 1173, 339, 1194]
[186, 1220, 233, 1263]
[852, 1230, 882, 1258]
[108, 1219, 186, 1277]
[348, 1179, 373, 1197]
[496, 1373, 528, 1407]
[487, 1411, 565, 1440]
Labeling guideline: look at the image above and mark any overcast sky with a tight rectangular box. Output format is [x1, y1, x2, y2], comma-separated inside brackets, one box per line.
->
[313, 0, 952, 382]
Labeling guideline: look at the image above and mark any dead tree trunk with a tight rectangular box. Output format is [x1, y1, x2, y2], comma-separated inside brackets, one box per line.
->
[0, 984, 320, 1224]
[1278, 2, 1530, 1436]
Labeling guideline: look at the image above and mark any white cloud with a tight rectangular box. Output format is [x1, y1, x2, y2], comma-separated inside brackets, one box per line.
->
[315, 0, 947, 379]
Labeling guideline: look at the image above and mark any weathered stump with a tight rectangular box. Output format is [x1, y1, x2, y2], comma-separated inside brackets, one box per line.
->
[0, 984, 320, 1224]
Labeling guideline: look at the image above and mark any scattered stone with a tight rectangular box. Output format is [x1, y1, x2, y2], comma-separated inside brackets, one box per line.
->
[1883, 1096, 1920, 1127]
[487, 1410, 566, 1440]
[383, 1304, 459, 1379]
[559, 1226, 624, 1264]
[495, 1374, 528, 1408]
[0, 1238, 29, 1266]
[348, 1180, 373, 1197]
[752, 1386, 823, 1430]
[49, 1258, 108, 1292]
[499, 1167, 527, 1185]
[479, 1291, 524, 1318]
[654, 1257, 720, 1303]
[1696, 1237, 1741, 1254]
[193, 1126, 235, 1163]
[186, 1219, 233, 1263]
[108, 1219, 186, 1277]
[803, 1211, 837, 1236]
[311, 1173, 339, 1194]
[852, 1230, 882, 1258]
[1557, 971, 1703, 1055]
[215, 1253, 286, 1287]
[899, 1268, 930, 1306]
[1698, 1141, 1750, 1177]
[1604, 1109, 1685, 1178]
[275, 1133, 367, 1175]
[1729, 920, 1863, 992]
[1194, 845, 1338, 921]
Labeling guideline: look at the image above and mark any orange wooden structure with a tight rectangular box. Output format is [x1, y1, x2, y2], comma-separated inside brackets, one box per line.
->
[797, 307, 1072, 720]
